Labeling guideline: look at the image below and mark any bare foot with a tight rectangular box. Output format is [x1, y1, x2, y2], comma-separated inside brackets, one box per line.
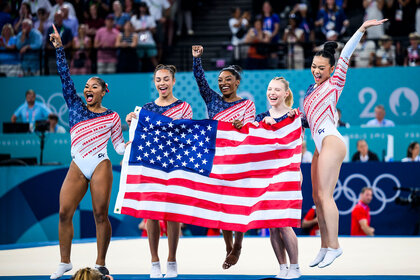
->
[222, 248, 241, 269]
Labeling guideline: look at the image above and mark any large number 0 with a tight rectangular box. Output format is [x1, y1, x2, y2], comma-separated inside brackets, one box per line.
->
[359, 87, 377, 118]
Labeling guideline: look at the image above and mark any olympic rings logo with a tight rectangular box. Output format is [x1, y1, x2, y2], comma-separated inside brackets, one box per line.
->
[334, 173, 401, 215]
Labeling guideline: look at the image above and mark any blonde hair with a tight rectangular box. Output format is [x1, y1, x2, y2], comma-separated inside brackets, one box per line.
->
[271, 77, 294, 107]
[1, 24, 14, 37]
[71, 267, 103, 280]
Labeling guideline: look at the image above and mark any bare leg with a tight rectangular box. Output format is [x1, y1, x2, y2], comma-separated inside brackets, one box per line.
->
[269, 228, 287, 265]
[315, 136, 346, 249]
[223, 231, 243, 269]
[58, 161, 89, 264]
[167, 221, 180, 262]
[90, 159, 113, 266]
[279, 227, 298, 264]
[147, 219, 161, 262]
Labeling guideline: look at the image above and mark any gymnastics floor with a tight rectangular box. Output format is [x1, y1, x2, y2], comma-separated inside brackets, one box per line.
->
[1, 236, 419, 280]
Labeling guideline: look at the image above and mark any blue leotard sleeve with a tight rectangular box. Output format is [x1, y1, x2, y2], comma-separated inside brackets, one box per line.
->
[193, 57, 219, 105]
[56, 46, 83, 110]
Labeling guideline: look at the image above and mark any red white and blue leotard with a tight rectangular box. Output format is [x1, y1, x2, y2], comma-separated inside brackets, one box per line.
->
[56, 47, 125, 179]
[142, 99, 193, 120]
[303, 31, 363, 152]
[193, 57, 255, 123]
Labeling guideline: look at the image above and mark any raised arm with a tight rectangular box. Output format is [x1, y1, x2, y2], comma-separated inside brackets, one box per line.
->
[49, 24, 83, 109]
[192, 45, 219, 104]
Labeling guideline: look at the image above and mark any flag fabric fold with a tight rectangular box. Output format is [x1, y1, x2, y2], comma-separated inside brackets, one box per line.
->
[114, 107, 303, 232]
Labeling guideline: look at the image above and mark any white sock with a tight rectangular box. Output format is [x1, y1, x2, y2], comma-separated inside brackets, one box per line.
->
[150, 261, 163, 278]
[286, 264, 301, 279]
[275, 264, 288, 278]
[309, 248, 328, 267]
[318, 247, 343, 268]
[164, 261, 178, 278]
[50, 262, 72, 279]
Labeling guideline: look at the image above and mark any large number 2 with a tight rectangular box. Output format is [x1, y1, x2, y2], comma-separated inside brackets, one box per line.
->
[359, 87, 377, 118]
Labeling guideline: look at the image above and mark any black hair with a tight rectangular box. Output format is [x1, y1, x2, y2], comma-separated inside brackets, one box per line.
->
[154, 64, 177, 79]
[407, 141, 419, 158]
[219, 65, 242, 81]
[314, 41, 338, 66]
[48, 114, 58, 121]
[25, 89, 35, 96]
[89, 76, 107, 92]
[134, 2, 150, 17]
[230, 7, 240, 15]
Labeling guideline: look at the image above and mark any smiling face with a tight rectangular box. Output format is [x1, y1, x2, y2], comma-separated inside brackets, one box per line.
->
[154, 69, 175, 98]
[84, 78, 105, 106]
[311, 56, 334, 85]
[218, 71, 239, 97]
[266, 79, 289, 107]
[412, 143, 420, 158]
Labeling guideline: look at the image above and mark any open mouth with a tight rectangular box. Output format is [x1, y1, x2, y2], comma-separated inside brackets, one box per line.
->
[86, 93, 93, 102]
[314, 73, 321, 82]
[159, 86, 168, 93]
[221, 86, 230, 92]
[269, 96, 278, 101]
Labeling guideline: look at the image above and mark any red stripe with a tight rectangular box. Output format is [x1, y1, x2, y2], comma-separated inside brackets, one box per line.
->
[216, 126, 301, 148]
[120, 209, 301, 232]
[210, 162, 301, 181]
[126, 175, 301, 196]
[123, 192, 302, 215]
[70, 113, 114, 133]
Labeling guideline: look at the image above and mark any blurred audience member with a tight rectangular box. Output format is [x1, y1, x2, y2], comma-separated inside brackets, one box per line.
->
[363, 0, 385, 39]
[46, 10, 73, 74]
[16, 19, 42, 76]
[131, 2, 158, 70]
[402, 141, 420, 162]
[11, 89, 51, 128]
[365, 104, 395, 127]
[336, 108, 350, 127]
[244, 17, 270, 69]
[293, 3, 315, 43]
[385, 0, 416, 37]
[14, 3, 33, 33]
[95, 15, 119, 74]
[229, 7, 249, 61]
[283, 13, 305, 69]
[0, 24, 22, 77]
[116, 21, 139, 73]
[416, 0, 420, 34]
[351, 187, 375, 236]
[375, 35, 396, 66]
[261, 1, 280, 68]
[353, 31, 376, 67]
[112, 0, 131, 31]
[124, 0, 135, 15]
[70, 24, 92, 75]
[48, 114, 66, 133]
[22, 0, 52, 16]
[301, 140, 313, 163]
[405, 32, 420, 66]
[34, 7, 52, 47]
[302, 206, 319, 236]
[83, 0, 111, 19]
[71, 267, 113, 280]
[315, 0, 349, 40]
[50, 0, 76, 21]
[351, 139, 379, 162]
[86, 4, 105, 37]
[176, 0, 194, 36]
[61, 4, 79, 37]
[0, 2, 13, 31]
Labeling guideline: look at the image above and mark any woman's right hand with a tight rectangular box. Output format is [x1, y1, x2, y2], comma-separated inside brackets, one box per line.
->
[126, 112, 137, 126]
[192, 45, 203, 58]
[49, 24, 63, 48]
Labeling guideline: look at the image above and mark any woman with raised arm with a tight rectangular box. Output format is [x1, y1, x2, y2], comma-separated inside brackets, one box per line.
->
[49, 24, 126, 279]
[192, 45, 256, 270]
[126, 64, 192, 278]
[302, 19, 387, 268]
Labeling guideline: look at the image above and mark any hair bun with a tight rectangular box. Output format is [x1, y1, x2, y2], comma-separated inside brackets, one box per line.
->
[323, 41, 338, 55]
[230, 65, 242, 73]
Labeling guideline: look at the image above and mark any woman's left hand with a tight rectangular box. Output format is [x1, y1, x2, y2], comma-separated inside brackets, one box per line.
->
[232, 119, 244, 129]
[287, 108, 299, 118]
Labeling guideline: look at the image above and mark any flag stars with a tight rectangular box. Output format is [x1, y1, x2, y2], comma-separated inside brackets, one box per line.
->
[145, 116, 150, 122]
[204, 148, 209, 153]
[202, 159, 207, 165]
[151, 148, 156, 154]
[153, 137, 159, 143]
[137, 156, 142, 161]
[175, 128, 180, 133]
[198, 141, 204, 147]
[169, 159, 174, 164]
[200, 130, 206, 135]
[194, 163, 199, 168]
[141, 134, 146, 139]
[193, 134, 199, 140]
[168, 132, 173, 137]
[189, 157, 195, 162]
[207, 125, 212, 131]
[163, 151, 169, 157]
[173, 137, 179, 142]
[156, 120, 161, 125]
[166, 140, 172, 146]
[156, 155, 162, 161]
[144, 152, 149, 157]
[155, 130, 161, 135]
[181, 124, 186, 129]
[199, 169, 204, 173]
[184, 150, 190, 156]
[197, 153, 202, 158]
[149, 123, 154, 129]
[194, 124, 199, 129]
[146, 141, 151, 147]
[171, 147, 177, 153]
[168, 122, 174, 128]
[181, 161, 187, 166]
[143, 127, 148, 132]
[205, 137, 210, 142]
[192, 146, 197, 151]
[186, 139, 192, 145]
[176, 155, 182, 160]
[180, 133, 186, 138]
[138, 145, 143, 151]
[162, 162, 168, 168]
[150, 159, 155, 164]
[187, 128, 193, 133]
[158, 144, 164, 150]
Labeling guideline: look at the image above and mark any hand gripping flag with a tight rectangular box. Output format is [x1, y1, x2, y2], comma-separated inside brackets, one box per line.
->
[114, 107, 303, 232]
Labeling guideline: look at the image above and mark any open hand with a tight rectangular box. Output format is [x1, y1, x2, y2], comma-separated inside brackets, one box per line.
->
[192, 45, 203, 58]
[359, 19, 388, 32]
[49, 24, 63, 48]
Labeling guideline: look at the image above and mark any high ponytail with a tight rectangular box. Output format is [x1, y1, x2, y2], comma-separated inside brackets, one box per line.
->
[314, 41, 338, 66]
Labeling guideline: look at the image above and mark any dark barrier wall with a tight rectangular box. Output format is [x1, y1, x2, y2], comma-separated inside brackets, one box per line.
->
[1, 162, 419, 244]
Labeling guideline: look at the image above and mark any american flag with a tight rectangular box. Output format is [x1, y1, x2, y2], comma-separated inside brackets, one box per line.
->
[114, 108, 303, 232]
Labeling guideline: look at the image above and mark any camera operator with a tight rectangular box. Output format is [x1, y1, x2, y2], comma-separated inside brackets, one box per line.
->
[351, 187, 375, 236]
